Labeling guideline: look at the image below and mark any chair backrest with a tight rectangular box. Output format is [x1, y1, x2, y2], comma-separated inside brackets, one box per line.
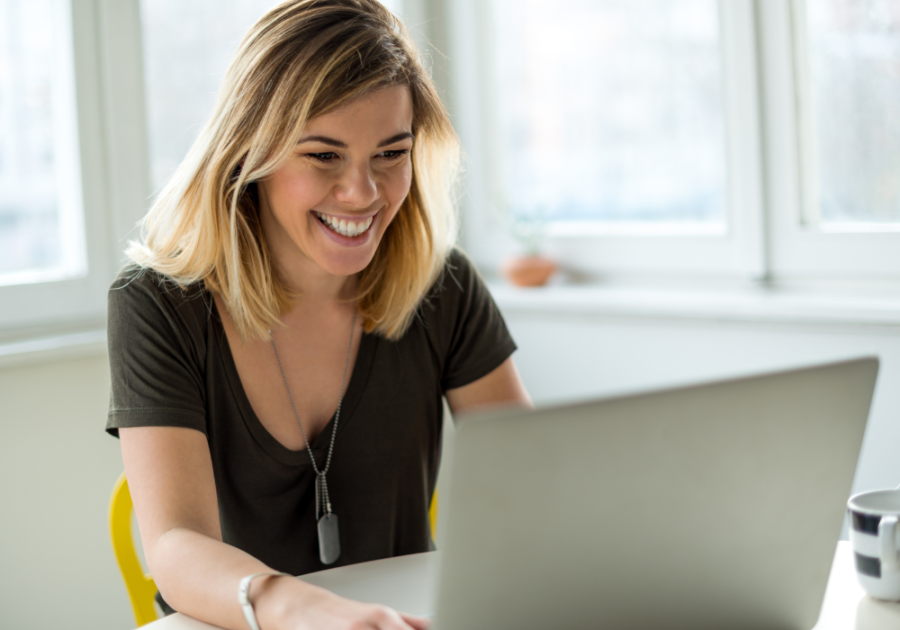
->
[109, 472, 158, 627]
[429, 489, 439, 542]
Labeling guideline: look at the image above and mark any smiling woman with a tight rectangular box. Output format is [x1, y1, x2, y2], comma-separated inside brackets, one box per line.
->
[105, 1, 530, 630]
[128, 0, 457, 342]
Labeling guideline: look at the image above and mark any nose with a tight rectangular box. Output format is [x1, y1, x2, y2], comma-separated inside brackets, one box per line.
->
[333, 162, 378, 209]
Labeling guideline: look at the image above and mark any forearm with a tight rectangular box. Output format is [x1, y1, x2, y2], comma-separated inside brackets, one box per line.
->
[149, 527, 327, 630]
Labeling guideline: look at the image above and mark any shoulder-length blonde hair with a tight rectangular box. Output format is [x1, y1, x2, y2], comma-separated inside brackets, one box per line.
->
[127, 0, 459, 341]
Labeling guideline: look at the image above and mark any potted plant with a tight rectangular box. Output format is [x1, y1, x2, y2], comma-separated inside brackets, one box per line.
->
[500, 204, 557, 287]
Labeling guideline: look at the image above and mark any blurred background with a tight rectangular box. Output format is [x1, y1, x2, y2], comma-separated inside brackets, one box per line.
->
[1, 0, 899, 627]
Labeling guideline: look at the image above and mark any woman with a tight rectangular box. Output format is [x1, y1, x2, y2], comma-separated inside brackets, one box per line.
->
[106, 1, 530, 629]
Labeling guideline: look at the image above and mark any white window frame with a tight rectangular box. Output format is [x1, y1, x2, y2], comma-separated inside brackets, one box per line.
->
[761, 0, 900, 281]
[432, 0, 900, 285]
[0, 0, 150, 337]
[440, 0, 765, 278]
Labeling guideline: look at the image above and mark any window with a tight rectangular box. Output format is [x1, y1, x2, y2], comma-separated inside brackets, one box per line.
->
[0, 0, 84, 285]
[140, 0, 282, 194]
[0, 0, 123, 333]
[450, 0, 764, 276]
[762, 0, 900, 278]
[448, 0, 900, 282]
[796, 0, 900, 229]
[491, 0, 727, 231]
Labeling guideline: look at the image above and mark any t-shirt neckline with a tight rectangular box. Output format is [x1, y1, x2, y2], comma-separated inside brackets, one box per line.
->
[208, 291, 378, 467]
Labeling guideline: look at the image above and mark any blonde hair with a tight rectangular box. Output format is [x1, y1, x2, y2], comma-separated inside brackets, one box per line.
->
[127, 0, 459, 340]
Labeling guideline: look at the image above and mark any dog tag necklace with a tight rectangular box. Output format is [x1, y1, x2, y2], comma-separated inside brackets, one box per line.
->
[270, 307, 357, 565]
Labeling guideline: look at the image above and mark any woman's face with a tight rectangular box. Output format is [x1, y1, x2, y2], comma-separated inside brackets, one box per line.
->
[258, 85, 414, 281]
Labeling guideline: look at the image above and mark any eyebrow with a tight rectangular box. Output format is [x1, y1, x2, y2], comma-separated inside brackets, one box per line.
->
[296, 132, 414, 149]
[377, 132, 415, 147]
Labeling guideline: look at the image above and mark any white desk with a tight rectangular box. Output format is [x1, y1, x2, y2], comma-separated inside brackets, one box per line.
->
[143, 542, 900, 630]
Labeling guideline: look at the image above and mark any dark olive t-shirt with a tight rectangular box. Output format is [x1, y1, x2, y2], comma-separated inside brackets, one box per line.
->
[106, 250, 516, 584]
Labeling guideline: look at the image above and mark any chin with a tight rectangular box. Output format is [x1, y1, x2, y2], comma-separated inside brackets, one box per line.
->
[317, 245, 381, 278]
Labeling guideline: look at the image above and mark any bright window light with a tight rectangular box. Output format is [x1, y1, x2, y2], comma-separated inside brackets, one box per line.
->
[803, 0, 900, 228]
[140, 0, 283, 194]
[491, 0, 727, 229]
[0, 0, 84, 285]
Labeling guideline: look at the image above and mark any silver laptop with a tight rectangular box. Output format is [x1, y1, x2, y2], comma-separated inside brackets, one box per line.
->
[433, 357, 879, 630]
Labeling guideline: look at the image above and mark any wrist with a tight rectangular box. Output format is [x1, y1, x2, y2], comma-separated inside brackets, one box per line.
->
[239, 573, 291, 630]
[254, 573, 325, 630]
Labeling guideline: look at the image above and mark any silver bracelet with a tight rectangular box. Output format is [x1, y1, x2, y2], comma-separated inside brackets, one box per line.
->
[238, 572, 290, 630]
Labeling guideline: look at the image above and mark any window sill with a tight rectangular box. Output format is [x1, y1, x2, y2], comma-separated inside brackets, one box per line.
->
[488, 281, 900, 331]
[0, 329, 107, 369]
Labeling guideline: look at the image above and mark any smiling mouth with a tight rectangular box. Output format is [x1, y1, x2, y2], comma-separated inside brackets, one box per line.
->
[314, 211, 375, 238]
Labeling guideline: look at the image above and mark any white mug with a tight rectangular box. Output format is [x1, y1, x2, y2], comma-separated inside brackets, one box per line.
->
[848, 488, 900, 601]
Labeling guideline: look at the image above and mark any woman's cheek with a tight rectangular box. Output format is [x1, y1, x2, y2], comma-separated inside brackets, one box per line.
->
[392, 162, 413, 204]
[281, 169, 331, 205]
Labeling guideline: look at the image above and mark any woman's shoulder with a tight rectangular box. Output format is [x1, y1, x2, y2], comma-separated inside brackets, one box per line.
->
[108, 265, 213, 338]
[106, 266, 212, 437]
[109, 265, 209, 308]
[414, 247, 496, 338]
[444, 247, 475, 277]
[424, 248, 485, 307]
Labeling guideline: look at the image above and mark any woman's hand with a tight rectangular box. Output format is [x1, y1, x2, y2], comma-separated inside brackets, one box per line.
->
[256, 574, 430, 630]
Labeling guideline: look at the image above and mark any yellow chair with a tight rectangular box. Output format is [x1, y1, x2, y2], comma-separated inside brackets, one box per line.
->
[109, 472, 159, 627]
[429, 488, 439, 542]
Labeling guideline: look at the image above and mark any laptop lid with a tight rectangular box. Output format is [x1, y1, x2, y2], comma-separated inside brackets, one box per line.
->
[433, 357, 879, 630]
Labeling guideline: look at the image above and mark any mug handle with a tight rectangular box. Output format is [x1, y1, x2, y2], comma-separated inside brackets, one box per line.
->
[880, 515, 899, 572]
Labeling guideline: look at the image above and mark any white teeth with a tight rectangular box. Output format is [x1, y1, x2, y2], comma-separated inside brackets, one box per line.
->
[315, 212, 374, 238]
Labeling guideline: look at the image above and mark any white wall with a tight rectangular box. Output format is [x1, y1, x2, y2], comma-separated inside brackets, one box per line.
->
[501, 308, 900, 497]
[0, 352, 134, 630]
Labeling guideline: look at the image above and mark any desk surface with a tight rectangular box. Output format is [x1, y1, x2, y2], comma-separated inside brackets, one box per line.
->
[143, 542, 900, 630]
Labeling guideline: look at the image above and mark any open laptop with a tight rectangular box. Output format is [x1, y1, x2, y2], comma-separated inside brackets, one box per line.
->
[432, 357, 879, 630]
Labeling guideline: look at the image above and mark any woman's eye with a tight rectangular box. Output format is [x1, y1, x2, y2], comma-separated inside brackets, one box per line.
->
[306, 152, 338, 162]
[379, 149, 409, 160]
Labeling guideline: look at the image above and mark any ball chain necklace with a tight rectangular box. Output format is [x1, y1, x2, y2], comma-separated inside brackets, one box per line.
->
[270, 306, 357, 565]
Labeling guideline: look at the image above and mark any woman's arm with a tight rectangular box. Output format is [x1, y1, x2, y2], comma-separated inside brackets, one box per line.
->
[120, 426, 428, 630]
[444, 356, 533, 416]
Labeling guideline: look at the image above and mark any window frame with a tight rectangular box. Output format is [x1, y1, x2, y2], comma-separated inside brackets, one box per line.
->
[0, 0, 150, 336]
[438, 0, 900, 284]
[761, 0, 900, 281]
[442, 0, 766, 278]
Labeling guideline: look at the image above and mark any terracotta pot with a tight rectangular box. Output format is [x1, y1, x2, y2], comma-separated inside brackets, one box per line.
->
[501, 255, 557, 287]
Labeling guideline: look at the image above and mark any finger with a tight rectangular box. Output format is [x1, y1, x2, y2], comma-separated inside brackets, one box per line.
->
[398, 612, 431, 630]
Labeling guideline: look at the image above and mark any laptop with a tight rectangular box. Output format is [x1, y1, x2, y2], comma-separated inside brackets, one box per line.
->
[432, 357, 879, 630]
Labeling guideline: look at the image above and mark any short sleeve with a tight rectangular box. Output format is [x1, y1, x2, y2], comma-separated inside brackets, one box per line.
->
[106, 268, 208, 437]
[432, 250, 518, 391]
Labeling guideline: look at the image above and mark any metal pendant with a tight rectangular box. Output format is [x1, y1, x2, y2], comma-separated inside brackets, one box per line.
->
[317, 513, 341, 565]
